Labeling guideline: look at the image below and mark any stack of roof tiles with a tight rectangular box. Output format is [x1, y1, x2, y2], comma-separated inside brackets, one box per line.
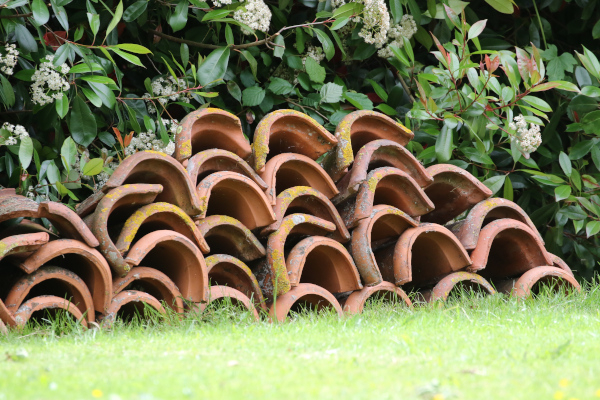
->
[0, 108, 581, 330]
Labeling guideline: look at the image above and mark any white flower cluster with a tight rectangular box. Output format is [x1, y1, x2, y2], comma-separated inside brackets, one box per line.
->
[357, 0, 390, 48]
[124, 119, 179, 157]
[30, 55, 70, 106]
[142, 76, 190, 114]
[508, 114, 542, 158]
[302, 45, 325, 65]
[1, 122, 29, 146]
[377, 15, 418, 58]
[233, 0, 271, 34]
[212, 0, 232, 6]
[0, 43, 19, 76]
[26, 185, 50, 202]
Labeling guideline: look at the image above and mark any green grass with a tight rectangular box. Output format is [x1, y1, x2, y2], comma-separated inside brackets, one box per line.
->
[1, 286, 600, 400]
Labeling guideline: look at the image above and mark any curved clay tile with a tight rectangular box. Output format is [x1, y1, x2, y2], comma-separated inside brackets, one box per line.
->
[448, 198, 543, 251]
[0, 195, 39, 223]
[102, 290, 165, 327]
[286, 236, 362, 294]
[115, 202, 209, 255]
[350, 205, 418, 286]
[251, 110, 338, 173]
[342, 281, 412, 314]
[495, 266, 581, 298]
[14, 295, 87, 328]
[469, 219, 554, 280]
[378, 223, 472, 288]
[5, 266, 95, 323]
[550, 253, 574, 276]
[175, 108, 252, 164]
[335, 140, 432, 203]
[419, 272, 496, 303]
[91, 184, 163, 276]
[255, 214, 336, 299]
[19, 239, 112, 314]
[75, 190, 105, 218]
[112, 267, 184, 312]
[421, 164, 493, 224]
[103, 151, 202, 216]
[37, 202, 99, 247]
[338, 167, 435, 229]
[187, 149, 267, 189]
[124, 230, 208, 303]
[206, 254, 266, 311]
[261, 153, 338, 206]
[0, 233, 49, 261]
[196, 216, 265, 262]
[0, 188, 17, 198]
[203, 285, 260, 321]
[196, 171, 276, 230]
[269, 283, 343, 322]
[323, 111, 414, 181]
[260, 186, 350, 242]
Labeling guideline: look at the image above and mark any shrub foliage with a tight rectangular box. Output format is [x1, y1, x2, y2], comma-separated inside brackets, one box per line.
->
[0, 0, 599, 274]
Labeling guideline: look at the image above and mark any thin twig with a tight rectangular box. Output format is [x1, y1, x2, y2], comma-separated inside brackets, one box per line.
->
[148, 19, 334, 51]
[0, 12, 32, 19]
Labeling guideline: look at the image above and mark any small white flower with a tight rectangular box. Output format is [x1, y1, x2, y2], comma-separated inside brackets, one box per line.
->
[358, 0, 390, 48]
[233, 0, 272, 34]
[509, 114, 542, 158]
[30, 55, 70, 106]
[0, 43, 19, 76]
[378, 15, 418, 58]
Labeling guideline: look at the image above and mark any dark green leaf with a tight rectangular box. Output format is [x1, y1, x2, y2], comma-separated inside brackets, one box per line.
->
[69, 96, 97, 147]
[32, 0, 50, 25]
[483, 175, 506, 195]
[313, 29, 334, 61]
[106, 0, 123, 37]
[569, 140, 595, 160]
[18, 136, 33, 169]
[305, 57, 326, 83]
[558, 151, 572, 177]
[202, 9, 230, 21]
[60, 137, 77, 171]
[55, 92, 69, 118]
[586, 221, 600, 238]
[268, 78, 293, 95]
[273, 35, 285, 58]
[169, 0, 188, 32]
[242, 86, 265, 106]
[554, 185, 571, 202]
[15, 24, 38, 53]
[435, 125, 453, 163]
[343, 92, 373, 110]
[389, 0, 402, 23]
[320, 82, 343, 103]
[198, 47, 230, 86]
[123, 0, 147, 22]
[227, 81, 242, 102]
[0, 75, 15, 107]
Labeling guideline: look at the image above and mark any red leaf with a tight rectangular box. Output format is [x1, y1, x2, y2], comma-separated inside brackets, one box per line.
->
[112, 127, 124, 148]
[124, 131, 134, 147]
[366, 93, 383, 103]
[43, 31, 67, 51]
[431, 33, 447, 60]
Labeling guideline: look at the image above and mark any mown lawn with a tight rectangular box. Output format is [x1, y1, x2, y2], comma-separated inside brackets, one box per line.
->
[0, 287, 599, 400]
